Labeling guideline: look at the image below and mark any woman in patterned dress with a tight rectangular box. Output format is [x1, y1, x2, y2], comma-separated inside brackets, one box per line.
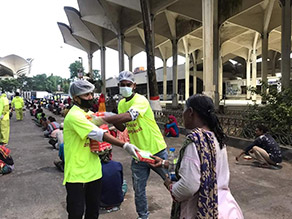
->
[151, 94, 244, 219]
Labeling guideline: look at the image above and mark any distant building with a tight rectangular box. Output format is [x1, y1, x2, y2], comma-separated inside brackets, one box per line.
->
[133, 67, 145, 73]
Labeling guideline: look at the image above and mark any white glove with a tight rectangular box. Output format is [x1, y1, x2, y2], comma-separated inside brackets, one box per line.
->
[123, 143, 140, 160]
[0, 115, 3, 120]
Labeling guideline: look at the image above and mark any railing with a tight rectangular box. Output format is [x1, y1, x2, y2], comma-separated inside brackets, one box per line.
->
[153, 109, 292, 147]
[153, 109, 184, 127]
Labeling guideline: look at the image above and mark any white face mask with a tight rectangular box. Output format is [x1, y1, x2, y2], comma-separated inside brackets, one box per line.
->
[119, 87, 133, 98]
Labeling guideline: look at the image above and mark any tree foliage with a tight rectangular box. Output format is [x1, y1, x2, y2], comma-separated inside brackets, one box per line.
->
[0, 78, 21, 92]
[69, 61, 83, 79]
[245, 84, 292, 145]
[0, 74, 71, 94]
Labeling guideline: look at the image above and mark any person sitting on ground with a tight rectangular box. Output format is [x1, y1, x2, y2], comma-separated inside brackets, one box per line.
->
[35, 106, 43, 119]
[39, 113, 47, 130]
[31, 104, 36, 116]
[99, 149, 127, 213]
[44, 116, 60, 138]
[164, 115, 179, 137]
[236, 124, 282, 167]
[61, 104, 71, 117]
[32, 108, 43, 126]
[53, 123, 65, 171]
[0, 144, 14, 175]
[50, 123, 64, 150]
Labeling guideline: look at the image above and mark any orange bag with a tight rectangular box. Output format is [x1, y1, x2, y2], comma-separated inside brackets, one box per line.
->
[86, 113, 112, 154]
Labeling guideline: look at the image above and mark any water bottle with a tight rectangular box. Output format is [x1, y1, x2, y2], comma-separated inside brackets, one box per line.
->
[168, 147, 177, 181]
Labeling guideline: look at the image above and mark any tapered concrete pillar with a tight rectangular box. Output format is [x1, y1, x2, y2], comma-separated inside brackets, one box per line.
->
[172, 39, 178, 107]
[218, 55, 223, 100]
[128, 56, 133, 72]
[261, 32, 269, 97]
[183, 38, 190, 100]
[163, 59, 167, 100]
[246, 58, 251, 100]
[88, 53, 93, 79]
[271, 52, 278, 76]
[251, 51, 257, 101]
[101, 46, 106, 95]
[280, 0, 291, 89]
[118, 33, 125, 72]
[192, 51, 198, 95]
[202, 0, 216, 100]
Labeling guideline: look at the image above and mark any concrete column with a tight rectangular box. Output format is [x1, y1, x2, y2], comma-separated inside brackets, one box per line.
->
[163, 59, 167, 100]
[202, 0, 216, 100]
[192, 51, 197, 95]
[252, 51, 257, 101]
[271, 52, 278, 76]
[128, 56, 133, 72]
[246, 58, 251, 99]
[261, 32, 269, 96]
[172, 38, 178, 107]
[183, 38, 190, 100]
[218, 55, 223, 100]
[100, 46, 106, 95]
[88, 53, 93, 79]
[118, 33, 125, 72]
[280, 0, 291, 89]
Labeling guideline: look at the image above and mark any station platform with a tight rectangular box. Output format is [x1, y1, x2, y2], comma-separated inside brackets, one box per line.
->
[0, 109, 291, 218]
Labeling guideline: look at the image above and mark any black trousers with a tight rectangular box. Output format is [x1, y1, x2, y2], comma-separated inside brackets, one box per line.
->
[65, 179, 102, 219]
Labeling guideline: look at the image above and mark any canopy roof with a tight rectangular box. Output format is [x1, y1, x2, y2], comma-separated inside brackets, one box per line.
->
[58, 0, 291, 79]
[0, 54, 31, 78]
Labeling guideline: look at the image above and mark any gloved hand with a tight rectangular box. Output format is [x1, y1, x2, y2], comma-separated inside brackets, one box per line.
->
[0, 115, 3, 120]
[123, 143, 140, 160]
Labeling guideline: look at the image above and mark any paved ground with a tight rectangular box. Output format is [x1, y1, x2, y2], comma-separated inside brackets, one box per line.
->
[0, 109, 292, 219]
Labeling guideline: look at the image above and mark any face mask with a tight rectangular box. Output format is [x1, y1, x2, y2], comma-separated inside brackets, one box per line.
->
[119, 87, 133, 98]
[79, 97, 93, 109]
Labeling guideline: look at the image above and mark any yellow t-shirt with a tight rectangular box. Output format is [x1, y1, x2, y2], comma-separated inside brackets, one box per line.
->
[118, 93, 167, 155]
[63, 105, 102, 185]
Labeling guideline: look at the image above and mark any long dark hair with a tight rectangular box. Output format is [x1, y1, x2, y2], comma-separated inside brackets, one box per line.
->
[186, 94, 226, 149]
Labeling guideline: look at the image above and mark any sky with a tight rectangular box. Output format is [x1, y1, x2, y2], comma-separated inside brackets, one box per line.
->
[0, 0, 185, 79]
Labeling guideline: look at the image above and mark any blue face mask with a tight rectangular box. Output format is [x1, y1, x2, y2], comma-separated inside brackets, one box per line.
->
[119, 87, 133, 98]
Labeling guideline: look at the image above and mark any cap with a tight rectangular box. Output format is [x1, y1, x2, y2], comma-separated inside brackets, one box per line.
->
[118, 70, 135, 83]
[69, 80, 95, 98]
[169, 148, 175, 152]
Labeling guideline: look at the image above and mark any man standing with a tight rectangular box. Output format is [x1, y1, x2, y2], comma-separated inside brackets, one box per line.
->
[103, 71, 168, 219]
[63, 80, 139, 219]
[11, 92, 24, 121]
[0, 93, 10, 144]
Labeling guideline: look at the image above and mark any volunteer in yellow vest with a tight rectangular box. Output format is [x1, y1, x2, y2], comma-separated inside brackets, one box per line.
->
[0, 93, 10, 144]
[102, 71, 168, 219]
[11, 92, 24, 121]
[63, 80, 139, 219]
